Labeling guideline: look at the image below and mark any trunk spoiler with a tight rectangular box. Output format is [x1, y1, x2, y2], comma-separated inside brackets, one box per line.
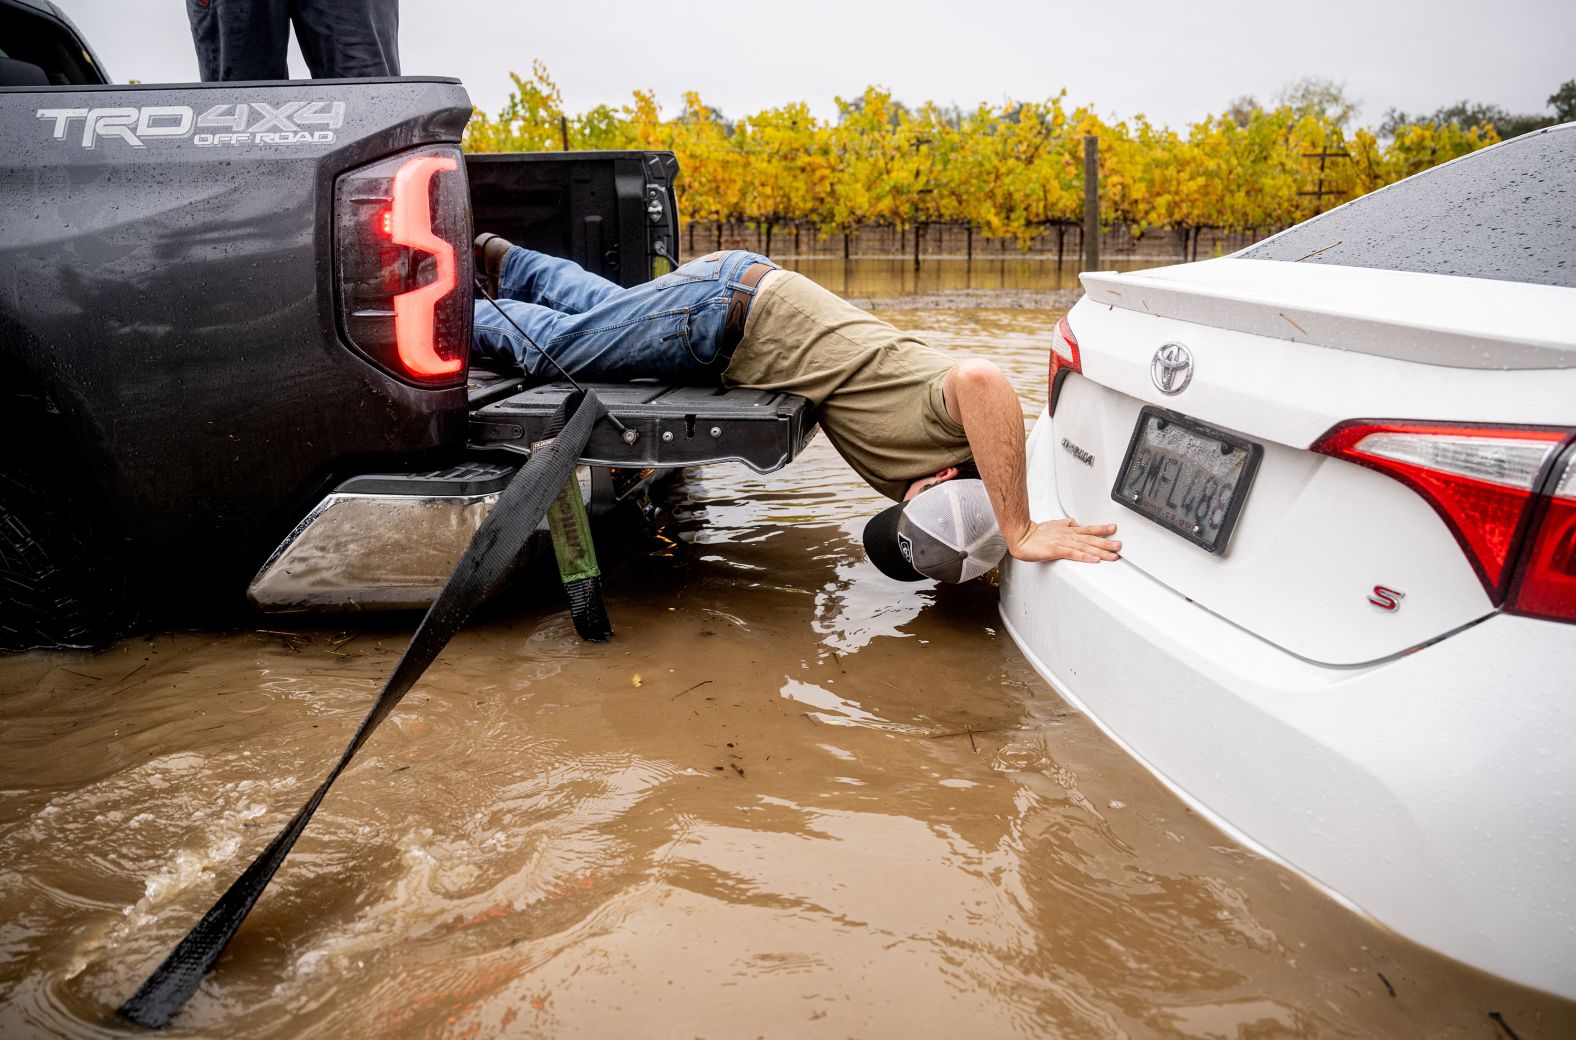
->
[1080, 258, 1576, 370]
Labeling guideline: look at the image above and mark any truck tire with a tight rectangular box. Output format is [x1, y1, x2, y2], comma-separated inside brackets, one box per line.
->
[0, 471, 116, 651]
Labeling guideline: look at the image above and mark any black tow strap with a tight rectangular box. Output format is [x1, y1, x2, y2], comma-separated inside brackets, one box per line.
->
[118, 389, 608, 1029]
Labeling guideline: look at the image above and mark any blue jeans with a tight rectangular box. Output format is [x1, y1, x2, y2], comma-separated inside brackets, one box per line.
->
[471, 248, 778, 383]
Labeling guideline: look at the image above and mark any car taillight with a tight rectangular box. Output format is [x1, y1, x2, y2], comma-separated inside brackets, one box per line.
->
[335, 147, 472, 387]
[1312, 421, 1572, 605]
[1507, 442, 1576, 623]
[1047, 316, 1081, 414]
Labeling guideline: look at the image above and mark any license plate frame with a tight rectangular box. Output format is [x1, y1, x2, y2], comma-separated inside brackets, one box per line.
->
[1110, 407, 1263, 555]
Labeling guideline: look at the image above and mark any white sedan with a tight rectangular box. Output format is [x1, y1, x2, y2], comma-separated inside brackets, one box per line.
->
[1000, 123, 1576, 999]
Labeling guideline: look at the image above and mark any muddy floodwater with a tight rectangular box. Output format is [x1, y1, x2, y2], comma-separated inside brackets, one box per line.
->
[3, 284, 1574, 1038]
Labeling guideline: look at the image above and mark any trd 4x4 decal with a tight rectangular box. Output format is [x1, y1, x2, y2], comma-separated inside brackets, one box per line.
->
[36, 101, 346, 148]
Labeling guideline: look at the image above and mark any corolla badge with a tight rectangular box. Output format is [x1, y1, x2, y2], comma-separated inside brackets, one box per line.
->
[1151, 343, 1193, 395]
[1060, 437, 1094, 466]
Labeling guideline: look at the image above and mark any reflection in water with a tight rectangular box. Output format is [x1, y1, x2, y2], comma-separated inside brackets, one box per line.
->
[784, 256, 1160, 297]
[2, 307, 1572, 1038]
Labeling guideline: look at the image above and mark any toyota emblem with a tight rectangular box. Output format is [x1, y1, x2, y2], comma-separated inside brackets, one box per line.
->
[1151, 343, 1193, 395]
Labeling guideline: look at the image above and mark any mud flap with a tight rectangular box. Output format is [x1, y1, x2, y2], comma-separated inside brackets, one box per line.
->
[545, 473, 612, 641]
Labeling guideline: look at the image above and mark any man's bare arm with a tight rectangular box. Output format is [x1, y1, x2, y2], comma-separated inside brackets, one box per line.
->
[942, 359, 1121, 564]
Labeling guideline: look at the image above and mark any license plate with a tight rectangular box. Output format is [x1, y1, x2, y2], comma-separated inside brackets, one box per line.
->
[1111, 408, 1262, 554]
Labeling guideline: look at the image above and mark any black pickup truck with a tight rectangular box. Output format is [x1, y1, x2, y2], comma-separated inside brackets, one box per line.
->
[0, 0, 814, 649]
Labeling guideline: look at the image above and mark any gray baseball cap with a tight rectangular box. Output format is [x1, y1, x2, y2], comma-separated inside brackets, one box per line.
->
[862, 479, 1007, 583]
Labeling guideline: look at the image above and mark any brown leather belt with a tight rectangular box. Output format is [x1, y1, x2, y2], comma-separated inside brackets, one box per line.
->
[720, 261, 774, 356]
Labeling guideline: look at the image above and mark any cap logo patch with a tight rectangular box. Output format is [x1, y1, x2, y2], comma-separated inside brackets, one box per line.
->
[896, 532, 914, 563]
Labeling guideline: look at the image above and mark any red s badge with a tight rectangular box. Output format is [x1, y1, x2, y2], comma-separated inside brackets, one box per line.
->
[1368, 585, 1406, 612]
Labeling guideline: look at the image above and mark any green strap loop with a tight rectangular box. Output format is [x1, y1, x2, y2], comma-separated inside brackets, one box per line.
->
[545, 469, 612, 641]
[546, 472, 600, 585]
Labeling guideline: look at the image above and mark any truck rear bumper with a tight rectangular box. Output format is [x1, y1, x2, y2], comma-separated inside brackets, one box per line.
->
[250, 384, 817, 612]
[247, 460, 530, 612]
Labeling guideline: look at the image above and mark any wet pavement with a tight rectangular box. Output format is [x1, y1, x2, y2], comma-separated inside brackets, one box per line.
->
[3, 296, 1573, 1038]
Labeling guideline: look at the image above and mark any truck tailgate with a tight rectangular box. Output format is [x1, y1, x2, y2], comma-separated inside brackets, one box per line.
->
[470, 382, 816, 472]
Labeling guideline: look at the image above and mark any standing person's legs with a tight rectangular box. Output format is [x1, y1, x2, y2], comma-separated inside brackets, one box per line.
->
[187, 0, 292, 81]
[291, 0, 401, 79]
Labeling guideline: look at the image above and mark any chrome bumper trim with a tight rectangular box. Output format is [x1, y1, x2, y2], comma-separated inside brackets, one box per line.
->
[248, 466, 590, 612]
[248, 491, 503, 612]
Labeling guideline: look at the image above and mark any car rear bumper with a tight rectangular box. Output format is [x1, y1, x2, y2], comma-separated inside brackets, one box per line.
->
[1001, 414, 1576, 999]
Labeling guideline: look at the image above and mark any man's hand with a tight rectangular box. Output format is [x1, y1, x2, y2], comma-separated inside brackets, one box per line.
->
[942, 359, 1121, 566]
[1005, 518, 1121, 564]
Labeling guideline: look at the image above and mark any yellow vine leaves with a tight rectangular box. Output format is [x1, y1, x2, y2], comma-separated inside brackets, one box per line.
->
[463, 67, 1501, 246]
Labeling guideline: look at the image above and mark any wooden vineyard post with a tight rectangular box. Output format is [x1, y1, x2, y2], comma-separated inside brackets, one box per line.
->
[1083, 135, 1100, 273]
[1301, 147, 1352, 215]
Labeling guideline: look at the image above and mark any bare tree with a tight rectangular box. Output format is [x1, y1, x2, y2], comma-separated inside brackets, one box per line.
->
[1275, 77, 1358, 129]
[1550, 80, 1576, 123]
[1225, 95, 1262, 128]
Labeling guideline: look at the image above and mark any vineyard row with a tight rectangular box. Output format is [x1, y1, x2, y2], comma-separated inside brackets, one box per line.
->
[465, 65, 1501, 247]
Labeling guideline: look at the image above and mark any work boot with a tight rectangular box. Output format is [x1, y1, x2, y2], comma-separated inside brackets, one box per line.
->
[473, 233, 515, 298]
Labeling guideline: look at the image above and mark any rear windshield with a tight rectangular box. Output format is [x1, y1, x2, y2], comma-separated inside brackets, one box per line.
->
[0, 7, 102, 87]
[1240, 124, 1575, 288]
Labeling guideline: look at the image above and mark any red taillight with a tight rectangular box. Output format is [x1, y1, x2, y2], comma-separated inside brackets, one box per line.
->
[390, 155, 459, 378]
[1312, 421, 1570, 602]
[1047, 316, 1081, 414]
[1508, 445, 1576, 622]
[335, 147, 472, 387]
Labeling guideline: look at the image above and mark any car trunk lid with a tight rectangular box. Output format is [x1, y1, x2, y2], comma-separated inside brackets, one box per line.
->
[1048, 266, 1576, 665]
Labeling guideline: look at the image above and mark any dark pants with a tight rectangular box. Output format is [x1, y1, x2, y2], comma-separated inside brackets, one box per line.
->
[187, 0, 400, 81]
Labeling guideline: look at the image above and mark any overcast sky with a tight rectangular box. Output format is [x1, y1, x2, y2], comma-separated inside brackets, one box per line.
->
[63, 0, 1573, 129]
